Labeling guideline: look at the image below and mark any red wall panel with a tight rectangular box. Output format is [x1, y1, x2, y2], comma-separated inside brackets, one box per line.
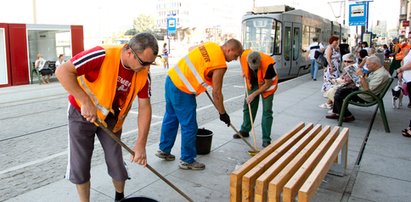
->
[0, 23, 11, 87]
[71, 25, 84, 56]
[8, 24, 29, 85]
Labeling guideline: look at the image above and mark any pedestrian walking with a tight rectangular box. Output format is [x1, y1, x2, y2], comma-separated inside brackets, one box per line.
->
[55, 33, 158, 202]
[308, 37, 324, 81]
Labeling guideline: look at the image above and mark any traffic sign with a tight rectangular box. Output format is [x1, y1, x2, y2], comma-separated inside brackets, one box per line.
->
[167, 17, 176, 34]
[349, 3, 367, 26]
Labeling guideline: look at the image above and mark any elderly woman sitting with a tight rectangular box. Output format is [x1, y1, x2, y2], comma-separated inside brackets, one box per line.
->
[319, 53, 356, 109]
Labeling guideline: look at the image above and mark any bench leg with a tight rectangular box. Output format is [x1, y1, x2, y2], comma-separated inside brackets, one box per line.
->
[378, 101, 390, 133]
[329, 137, 348, 177]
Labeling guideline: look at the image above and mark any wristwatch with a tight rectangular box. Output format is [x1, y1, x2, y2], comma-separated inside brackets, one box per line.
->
[359, 75, 364, 79]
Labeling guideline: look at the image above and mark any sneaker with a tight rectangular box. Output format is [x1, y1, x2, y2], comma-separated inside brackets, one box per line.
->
[262, 141, 271, 148]
[233, 131, 249, 139]
[155, 150, 175, 161]
[179, 160, 205, 170]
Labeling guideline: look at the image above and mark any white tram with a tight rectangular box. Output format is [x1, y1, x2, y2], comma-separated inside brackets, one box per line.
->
[242, 5, 349, 80]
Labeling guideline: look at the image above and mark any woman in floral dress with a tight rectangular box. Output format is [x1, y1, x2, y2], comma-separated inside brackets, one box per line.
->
[322, 36, 341, 93]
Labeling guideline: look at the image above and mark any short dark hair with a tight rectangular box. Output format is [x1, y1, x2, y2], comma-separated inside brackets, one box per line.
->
[129, 33, 159, 56]
[359, 49, 368, 58]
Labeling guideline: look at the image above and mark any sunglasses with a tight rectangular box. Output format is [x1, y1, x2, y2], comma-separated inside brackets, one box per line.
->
[130, 47, 152, 66]
[343, 60, 354, 63]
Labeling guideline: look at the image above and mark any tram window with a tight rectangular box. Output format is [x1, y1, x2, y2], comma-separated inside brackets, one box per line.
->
[274, 21, 282, 55]
[315, 28, 321, 40]
[293, 27, 300, 60]
[284, 26, 291, 61]
[242, 18, 276, 55]
[302, 25, 310, 51]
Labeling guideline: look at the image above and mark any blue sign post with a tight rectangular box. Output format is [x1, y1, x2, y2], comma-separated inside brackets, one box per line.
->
[166, 15, 176, 56]
[348, 3, 367, 26]
[167, 17, 176, 34]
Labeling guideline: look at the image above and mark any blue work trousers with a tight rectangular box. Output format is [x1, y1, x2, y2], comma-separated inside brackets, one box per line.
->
[310, 59, 319, 80]
[159, 76, 198, 163]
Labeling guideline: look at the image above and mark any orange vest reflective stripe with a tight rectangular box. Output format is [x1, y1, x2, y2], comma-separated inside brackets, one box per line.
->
[76, 45, 148, 132]
[168, 42, 227, 94]
[240, 49, 278, 98]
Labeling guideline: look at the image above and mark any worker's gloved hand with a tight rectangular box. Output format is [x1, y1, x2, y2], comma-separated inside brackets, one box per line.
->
[219, 112, 230, 127]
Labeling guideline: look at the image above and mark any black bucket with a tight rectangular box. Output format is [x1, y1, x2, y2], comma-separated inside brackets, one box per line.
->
[121, 196, 158, 202]
[196, 128, 213, 155]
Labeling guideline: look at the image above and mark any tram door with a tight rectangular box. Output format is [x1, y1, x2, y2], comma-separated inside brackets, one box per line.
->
[283, 22, 301, 77]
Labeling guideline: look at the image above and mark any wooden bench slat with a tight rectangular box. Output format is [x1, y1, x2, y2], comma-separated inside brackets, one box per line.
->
[242, 123, 315, 202]
[230, 123, 349, 202]
[298, 128, 349, 202]
[278, 127, 341, 202]
[252, 125, 323, 202]
[230, 122, 306, 202]
[265, 126, 331, 202]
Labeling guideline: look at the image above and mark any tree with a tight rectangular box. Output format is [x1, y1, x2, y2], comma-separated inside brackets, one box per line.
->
[133, 14, 158, 34]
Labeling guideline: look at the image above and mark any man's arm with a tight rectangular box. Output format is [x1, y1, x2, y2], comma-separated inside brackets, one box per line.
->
[211, 68, 227, 114]
[55, 61, 97, 122]
[355, 68, 369, 90]
[246, 79, 272, 104]
[132, 98, 151, 166]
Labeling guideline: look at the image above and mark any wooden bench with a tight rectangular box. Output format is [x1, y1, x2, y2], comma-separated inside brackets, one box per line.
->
[230, 122, 349, 202]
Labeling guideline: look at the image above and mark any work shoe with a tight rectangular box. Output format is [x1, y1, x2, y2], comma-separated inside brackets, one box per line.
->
[325, 113, 339, 119]
[343, 115, 355, 122]
[233, 131, 249, 139]
[262, 141, 271, 148]
[155, 150, 175, 161]
[179, 160, 205, 170]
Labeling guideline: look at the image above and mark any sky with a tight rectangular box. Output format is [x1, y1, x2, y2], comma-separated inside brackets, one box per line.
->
[0, 0, 401, 46]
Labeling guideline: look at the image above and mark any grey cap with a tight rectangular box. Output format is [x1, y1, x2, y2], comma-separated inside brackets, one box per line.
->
[247, 51, 261, 71]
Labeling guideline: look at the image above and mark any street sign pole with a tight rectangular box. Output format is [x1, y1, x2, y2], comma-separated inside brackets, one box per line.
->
[167, 14, 176, 56]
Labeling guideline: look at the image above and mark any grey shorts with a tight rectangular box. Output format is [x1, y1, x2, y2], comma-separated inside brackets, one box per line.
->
[65, 104, 129, 184]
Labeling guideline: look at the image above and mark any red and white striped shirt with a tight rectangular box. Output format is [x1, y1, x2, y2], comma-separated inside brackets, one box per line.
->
[68, 46, 150, 112]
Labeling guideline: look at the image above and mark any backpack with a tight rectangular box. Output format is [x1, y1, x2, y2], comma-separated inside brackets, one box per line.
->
[316, 53, 328, 67]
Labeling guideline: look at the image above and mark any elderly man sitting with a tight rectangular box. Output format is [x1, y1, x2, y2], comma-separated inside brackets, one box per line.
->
[326, 55, 391, 122]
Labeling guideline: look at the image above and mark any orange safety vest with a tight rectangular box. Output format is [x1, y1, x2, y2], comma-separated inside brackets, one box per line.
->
[168, 42, 227, 94]
[76, 45, 148, 132]
[240, 49, 278, 98]
[396, 43, 410, 60]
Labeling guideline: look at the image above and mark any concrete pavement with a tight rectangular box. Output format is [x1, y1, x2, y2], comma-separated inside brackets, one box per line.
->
[4, 71, 411, 202]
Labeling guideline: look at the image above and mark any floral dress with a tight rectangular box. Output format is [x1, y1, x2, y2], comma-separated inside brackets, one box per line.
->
[322, 47, 341, 92]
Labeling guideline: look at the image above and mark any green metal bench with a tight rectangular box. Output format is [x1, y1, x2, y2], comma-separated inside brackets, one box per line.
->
[338, 77, 393, 133]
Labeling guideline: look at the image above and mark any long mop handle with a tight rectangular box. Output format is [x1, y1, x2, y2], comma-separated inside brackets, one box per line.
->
[95, 120, 193, 202]
[244, 77, 258, 149]
[204, 90, 258, 152]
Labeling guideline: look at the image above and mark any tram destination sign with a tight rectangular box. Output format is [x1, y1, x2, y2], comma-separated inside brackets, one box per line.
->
[349, 3, 367, 26]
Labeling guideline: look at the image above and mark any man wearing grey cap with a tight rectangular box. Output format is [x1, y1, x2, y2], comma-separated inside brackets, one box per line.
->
[237, 50, 278, 147]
